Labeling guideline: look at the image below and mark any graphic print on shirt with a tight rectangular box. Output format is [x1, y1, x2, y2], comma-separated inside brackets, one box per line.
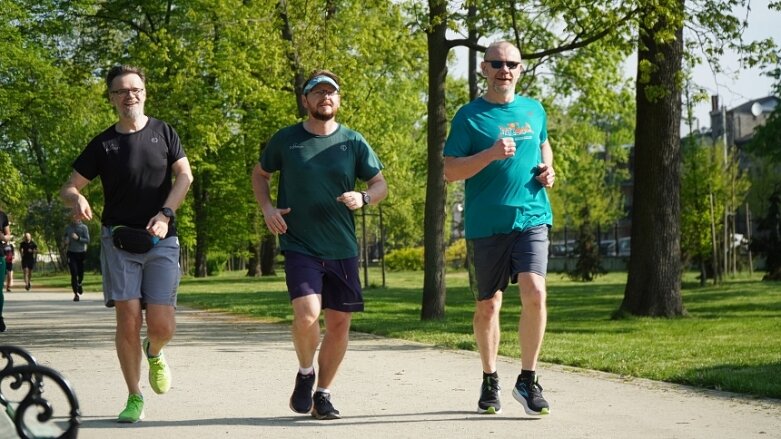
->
[498, 122, 533, 140]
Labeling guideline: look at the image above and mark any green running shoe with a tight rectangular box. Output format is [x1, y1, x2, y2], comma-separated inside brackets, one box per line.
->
[117, 394, 145, 423]
[144, 337, 172, 394]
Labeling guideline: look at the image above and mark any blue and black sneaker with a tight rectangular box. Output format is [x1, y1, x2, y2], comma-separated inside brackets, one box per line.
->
[512, 374, 550, 416]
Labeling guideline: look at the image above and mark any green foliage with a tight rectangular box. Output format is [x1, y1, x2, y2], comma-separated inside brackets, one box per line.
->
[445, 238, 467, 269]
[569, 208, 606, 281]
[385, 246, 425, 271]
[206, 252, 229, 277]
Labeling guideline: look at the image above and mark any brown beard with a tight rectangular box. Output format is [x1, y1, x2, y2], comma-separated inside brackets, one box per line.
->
[312, 108, 336, 121]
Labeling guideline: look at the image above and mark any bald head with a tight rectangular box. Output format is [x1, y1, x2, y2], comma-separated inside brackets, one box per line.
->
[484, 41, 521, 62]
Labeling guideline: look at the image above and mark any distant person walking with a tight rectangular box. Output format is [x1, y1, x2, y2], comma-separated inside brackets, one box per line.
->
[64, 219, 90, 301]
[20, 232, 38, 291]
[0, 209, 10, 331]
[60, 64, 193, 424]
[252, 69, 387, 420]
[444, 41, 555, 416]
[3, 239, 14, 293]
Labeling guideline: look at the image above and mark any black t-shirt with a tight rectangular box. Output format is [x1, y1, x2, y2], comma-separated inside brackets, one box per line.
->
[73, 117, 186, 235]
[0, 211, 8, 232]
[20, 241, 37, 261]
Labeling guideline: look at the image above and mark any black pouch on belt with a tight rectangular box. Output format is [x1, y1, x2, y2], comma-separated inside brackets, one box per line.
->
[111, 226, 155, 254]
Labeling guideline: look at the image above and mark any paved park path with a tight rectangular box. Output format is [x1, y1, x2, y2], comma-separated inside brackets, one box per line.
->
[2, 290, 780, 439]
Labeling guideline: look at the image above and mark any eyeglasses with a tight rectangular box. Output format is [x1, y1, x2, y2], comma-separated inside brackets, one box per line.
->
[110, 88, 145, 97]
[485, 60, 521, 70]
[308, 89, 340, 99]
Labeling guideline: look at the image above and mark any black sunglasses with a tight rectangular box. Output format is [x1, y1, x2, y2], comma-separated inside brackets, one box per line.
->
[486, 60, 520, 69]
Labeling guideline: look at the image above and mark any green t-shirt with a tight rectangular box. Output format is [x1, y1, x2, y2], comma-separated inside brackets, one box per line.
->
[444, 96, 553, 239]
[260, 123, 383, 259]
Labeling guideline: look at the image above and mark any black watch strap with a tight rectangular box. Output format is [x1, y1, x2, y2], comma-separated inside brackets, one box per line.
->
[361, 191, 371, 206]
[161, 207, 176, 220]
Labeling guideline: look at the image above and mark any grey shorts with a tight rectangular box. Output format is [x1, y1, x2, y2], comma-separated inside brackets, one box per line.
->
[469, 225, 549, 301]
[100, 226, 181, 308]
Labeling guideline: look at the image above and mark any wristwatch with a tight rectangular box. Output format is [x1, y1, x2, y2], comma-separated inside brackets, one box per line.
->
[361, 191, 371, 206]
[160, 207, 176, 221]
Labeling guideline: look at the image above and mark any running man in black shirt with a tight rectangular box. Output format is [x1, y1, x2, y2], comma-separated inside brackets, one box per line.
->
[61, 65, 193, 423]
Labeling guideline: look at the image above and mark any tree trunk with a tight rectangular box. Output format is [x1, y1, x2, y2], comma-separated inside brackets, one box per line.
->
[621, 1, 685, 317]
[260, 233, 277, 275]
[421, 0, 449, 320]
[193, 172, 209, 278]
[246, 240, 261, 277]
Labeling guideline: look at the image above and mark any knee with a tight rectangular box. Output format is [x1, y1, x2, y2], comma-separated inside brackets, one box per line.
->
[325, 314, 351, 336]
[292, 311, 320, 331]
[475, 297, 501, 321]
[521, 287, 546, 311]
[147, 320, 176, 341]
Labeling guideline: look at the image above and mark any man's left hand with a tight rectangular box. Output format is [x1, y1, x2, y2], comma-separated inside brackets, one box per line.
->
[145, 213, 170, 239]
[535, 163, 555, 188]
[336, 191, 364, 211]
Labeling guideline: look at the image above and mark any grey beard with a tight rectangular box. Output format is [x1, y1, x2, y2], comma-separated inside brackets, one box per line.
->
[120, 105, 144, 120]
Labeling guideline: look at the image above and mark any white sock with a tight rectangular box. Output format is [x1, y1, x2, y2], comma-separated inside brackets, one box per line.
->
[299, 366, 314, 376]
[316, 387, 330, 394]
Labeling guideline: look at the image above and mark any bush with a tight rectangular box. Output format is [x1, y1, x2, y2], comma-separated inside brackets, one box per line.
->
[446, 239, 467, 268]
[207, 252, 229, 276]
[385, 246, 424, 271]
[385, 241, 468, 271]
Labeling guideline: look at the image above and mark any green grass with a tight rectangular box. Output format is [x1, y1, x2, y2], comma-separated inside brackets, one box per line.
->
[32, 269, 781, 399]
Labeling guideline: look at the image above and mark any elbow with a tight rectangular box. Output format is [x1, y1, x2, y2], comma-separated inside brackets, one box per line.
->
[443, 168, 458, 183]
[180, 171, 194, 188]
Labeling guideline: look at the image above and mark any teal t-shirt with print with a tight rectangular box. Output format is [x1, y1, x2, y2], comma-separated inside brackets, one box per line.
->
[260, 123, 383, 259]
[444, 95, 553, 239]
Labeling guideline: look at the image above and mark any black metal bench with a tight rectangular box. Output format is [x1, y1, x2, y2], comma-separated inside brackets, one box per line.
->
[0, 346, 80, 438]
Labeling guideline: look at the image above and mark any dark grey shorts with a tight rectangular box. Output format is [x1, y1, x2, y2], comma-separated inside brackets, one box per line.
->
[100, 226, 181, 308]
[284, 251, 364, 313]
[469, 225, 549, 301]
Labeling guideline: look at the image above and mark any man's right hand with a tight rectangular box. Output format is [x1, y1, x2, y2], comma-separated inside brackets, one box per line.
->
[262, 207, 292, 235]
[491, 137, 516, 160]
[71, 194, 93, 221]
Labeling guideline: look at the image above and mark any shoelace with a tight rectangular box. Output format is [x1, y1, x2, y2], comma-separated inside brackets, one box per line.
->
[127, 395, 143, 410]
[483, 377, 500, 391]
[315, 394, 334, 411]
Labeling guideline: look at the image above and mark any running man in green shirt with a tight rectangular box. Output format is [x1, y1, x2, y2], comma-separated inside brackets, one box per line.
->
[252, 69, 388, 420]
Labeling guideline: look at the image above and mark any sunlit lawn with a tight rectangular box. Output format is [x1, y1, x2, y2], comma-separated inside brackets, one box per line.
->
[33, 268, 781, 398]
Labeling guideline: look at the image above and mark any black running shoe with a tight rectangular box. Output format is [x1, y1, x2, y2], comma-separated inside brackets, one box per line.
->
[512, 375, 550, 415]
[311, 391, 341, 420]
[0, 317, 5, 332]
[289, 372, 315, 414]
[77, 284, 83, 295]
[73, 294, 79, 302]
[477, 375, 502, 414]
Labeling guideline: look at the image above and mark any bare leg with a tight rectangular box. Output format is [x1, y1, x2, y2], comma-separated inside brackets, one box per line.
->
[144, 304, 176, 356]
[517, 273, 547, 370]
[316, 309, 352, 389]
[473, 291, 503, 373]
[291, 295, 322, 369]
[115, 300, 144, 395]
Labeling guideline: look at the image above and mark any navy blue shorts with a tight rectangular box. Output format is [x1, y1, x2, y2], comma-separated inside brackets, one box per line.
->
[469, 225, 549, 301]
[284, 251, 364, 312]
